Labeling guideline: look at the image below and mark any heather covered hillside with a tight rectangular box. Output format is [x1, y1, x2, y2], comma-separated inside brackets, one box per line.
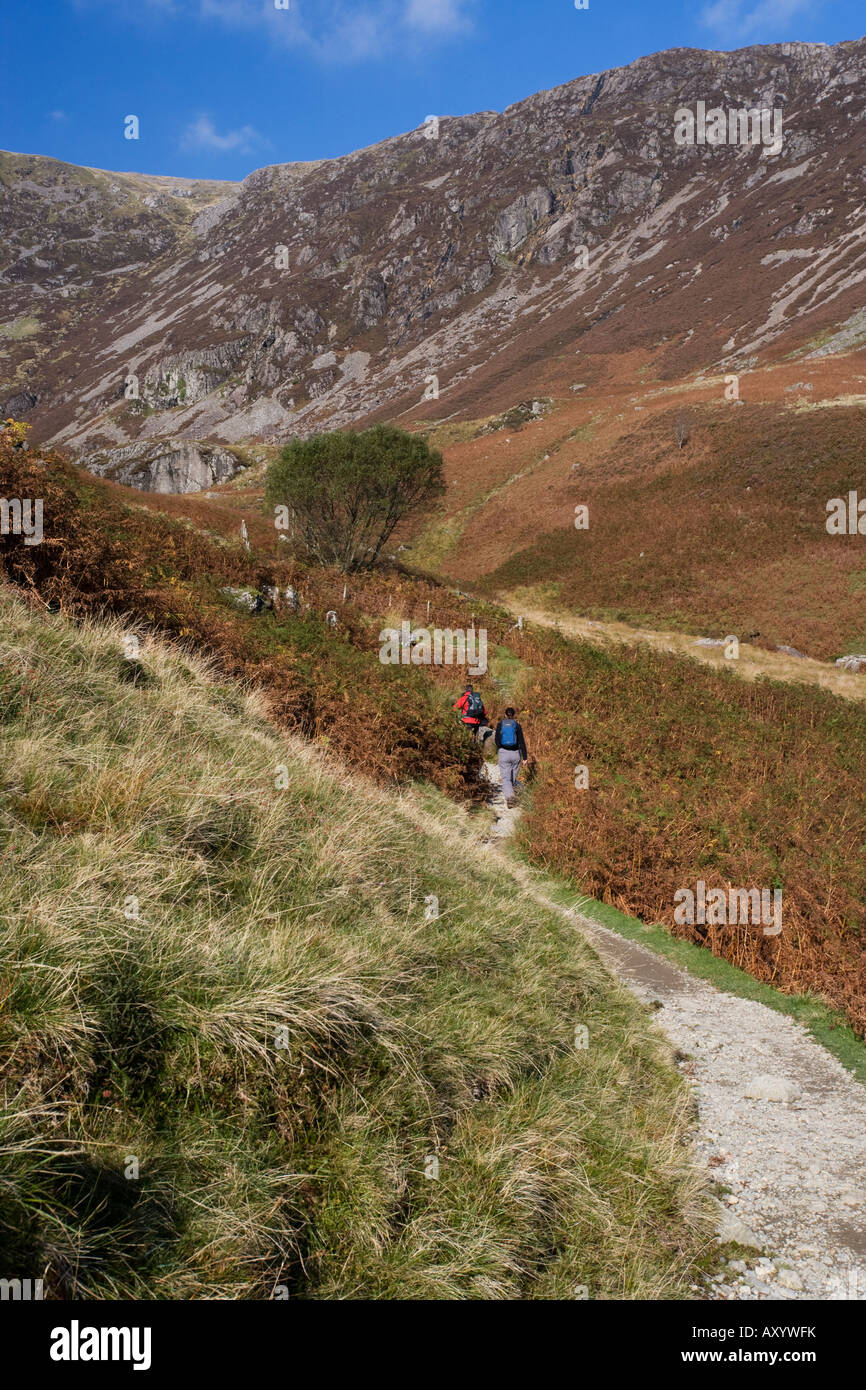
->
[4, 40, 866, 467]
[462, 395, 866, 661]
[4, 437, 866, 1043]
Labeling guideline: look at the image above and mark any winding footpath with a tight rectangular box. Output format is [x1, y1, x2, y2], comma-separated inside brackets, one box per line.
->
[500, 600, 866, 706]
[483, 758, 866, 1301]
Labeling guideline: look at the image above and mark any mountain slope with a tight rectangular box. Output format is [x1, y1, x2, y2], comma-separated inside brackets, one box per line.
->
[4, 433, 866, 1038]
[0, 152, 234, 422]
[4, 38, 866, 465]
[0, 589, 710, 1299]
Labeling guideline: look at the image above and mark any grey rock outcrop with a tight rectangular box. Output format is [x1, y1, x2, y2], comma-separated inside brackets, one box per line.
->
[489, 186, 555, 255]
[83, 439, 246, 493]
[139, 343, 248, 412]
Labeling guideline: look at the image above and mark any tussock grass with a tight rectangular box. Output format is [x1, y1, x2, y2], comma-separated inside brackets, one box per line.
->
[0, 591, 711, 1299]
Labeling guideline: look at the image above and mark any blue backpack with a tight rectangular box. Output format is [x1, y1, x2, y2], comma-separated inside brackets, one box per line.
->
[499, 718, 518, 749]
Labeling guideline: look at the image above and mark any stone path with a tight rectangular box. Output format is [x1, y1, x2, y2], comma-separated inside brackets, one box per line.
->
[553, 904, 866, 1300]
[480, 755, 523, 839]
[475, 738, 865, 1300]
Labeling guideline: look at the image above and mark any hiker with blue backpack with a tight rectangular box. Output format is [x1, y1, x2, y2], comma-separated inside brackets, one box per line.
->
[494, 707, 528, 808]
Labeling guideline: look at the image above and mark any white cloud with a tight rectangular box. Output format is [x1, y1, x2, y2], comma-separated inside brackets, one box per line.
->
[700, 0, 815, 42]
[179, 114, 268, 153]
[104, 0, 478, 63]
[48, 109, 69, 123]
[193, 0, 383, 60]
[404, 0, 474, 36]
[310, 5, 395, 62]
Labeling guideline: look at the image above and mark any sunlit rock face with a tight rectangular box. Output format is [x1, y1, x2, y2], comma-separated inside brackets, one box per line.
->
[3, 37, 865, 486]
[82, 440, 246, 493]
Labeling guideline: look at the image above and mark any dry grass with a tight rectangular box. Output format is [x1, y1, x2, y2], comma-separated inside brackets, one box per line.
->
[512, 626, 866, 1036]
[0, 440, 482, 799]
[502, 597, 866, 705]
[0, 591, 712, 1299]
[479, 403, 866, 662]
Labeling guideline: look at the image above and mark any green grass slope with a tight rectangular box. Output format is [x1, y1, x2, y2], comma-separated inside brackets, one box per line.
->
[0, 590, 710, 1299]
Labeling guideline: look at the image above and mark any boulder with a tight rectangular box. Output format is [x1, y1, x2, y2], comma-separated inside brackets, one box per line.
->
[716, 1205, 763, 1250]
[221, 587, 258, 612]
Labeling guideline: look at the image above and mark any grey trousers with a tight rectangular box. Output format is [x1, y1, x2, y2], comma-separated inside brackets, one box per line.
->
[498, 749, 521, 801]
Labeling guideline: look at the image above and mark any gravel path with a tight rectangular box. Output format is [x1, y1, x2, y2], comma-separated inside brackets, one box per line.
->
[502, 602, 866, 706]
[480, 755, 523, 839]
[559, 907, 866, 1301]
[484, 772, 866, 1301]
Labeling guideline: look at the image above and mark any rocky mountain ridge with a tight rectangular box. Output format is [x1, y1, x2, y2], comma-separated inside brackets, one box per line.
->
[2, 37, 865, 489]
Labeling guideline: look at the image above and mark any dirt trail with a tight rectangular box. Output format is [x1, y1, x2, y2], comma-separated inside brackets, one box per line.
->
[561, 901, 865, 1299]
[500, 598, 866, 705]
[529, 882, 866, 1298]
[473, 765, 865, 1300]
[480, 753, 525, 839]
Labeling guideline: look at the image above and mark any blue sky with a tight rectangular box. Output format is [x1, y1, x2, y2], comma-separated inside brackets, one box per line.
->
[1, 0, 861, 181]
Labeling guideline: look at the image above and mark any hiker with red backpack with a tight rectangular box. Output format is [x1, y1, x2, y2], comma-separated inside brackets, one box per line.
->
[453, 685, 488, 742]
[494, 707, 528, 808]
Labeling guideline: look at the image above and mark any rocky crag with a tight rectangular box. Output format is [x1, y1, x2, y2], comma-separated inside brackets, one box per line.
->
[2, 39, 865, 488]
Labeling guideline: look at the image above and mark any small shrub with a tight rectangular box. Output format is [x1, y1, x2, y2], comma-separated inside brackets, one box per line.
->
[265, 425, 445, 572]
